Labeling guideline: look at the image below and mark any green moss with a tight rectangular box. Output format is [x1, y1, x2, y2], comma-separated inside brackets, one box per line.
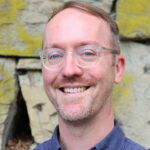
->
[116, 0, 150, 38]
[0, 0, 25, 25]
[0, 0, 42, 57]
[113, 73, 135, 113]
[17, 25, 42, 56]
[0, 23, 42, 57]
[0, 67, 16, 120]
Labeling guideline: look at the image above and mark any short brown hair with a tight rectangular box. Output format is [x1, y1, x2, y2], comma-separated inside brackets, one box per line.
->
[48, 1, 120, 53]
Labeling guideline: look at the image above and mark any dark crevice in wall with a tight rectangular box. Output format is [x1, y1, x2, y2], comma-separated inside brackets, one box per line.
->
[120, 38, 150, 45]
[110, 0, 118, 22]
[12, 90, 32, 139]
[5, 88, 33, 149]
[111, 0, 118, 13]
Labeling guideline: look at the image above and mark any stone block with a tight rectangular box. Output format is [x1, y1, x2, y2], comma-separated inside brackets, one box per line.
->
[37, 1, 63, 16]
[64, 0, 114, 12]
[113, 41, 150, 148]
[0, 0, 114, 57]
[18, 71, 57, 144]
[17, 58, 41, 70]
[100, 0, 114, 13]
[0, 0, 42, 57]
[21, 11, 48, 24]
[0, 58, 17, 150]
[116, 0, 150, 39]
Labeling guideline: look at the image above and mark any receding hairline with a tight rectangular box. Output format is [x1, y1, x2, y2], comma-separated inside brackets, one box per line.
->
[44, 1, 120, 53]
[49, 1, 119, 34]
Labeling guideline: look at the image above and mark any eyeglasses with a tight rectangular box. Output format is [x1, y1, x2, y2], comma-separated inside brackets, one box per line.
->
[39, 45, 119, 71]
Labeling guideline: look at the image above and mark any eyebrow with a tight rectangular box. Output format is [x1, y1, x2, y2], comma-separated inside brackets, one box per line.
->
[77, 41, 99, 46]
[44, 41, 100, 50]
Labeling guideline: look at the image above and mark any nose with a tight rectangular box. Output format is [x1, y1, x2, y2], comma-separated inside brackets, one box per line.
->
[62, 52, 83, 78]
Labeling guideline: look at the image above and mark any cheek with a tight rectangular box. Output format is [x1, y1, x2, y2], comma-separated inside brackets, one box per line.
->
[43, 70, 50, 85]
[89, 65, 104, 81]
[90, 63, 115, 85]
[42, 69, 58, 107]
[43, 69, 56, 87]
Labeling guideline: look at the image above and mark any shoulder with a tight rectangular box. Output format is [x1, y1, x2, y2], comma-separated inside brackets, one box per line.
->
[123, 137, 147, 150]
[33, 140, 51, 150]
[33, 125, 60, 150]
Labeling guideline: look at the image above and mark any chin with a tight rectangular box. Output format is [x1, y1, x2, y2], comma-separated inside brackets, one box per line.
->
[58, 107, 93, 123]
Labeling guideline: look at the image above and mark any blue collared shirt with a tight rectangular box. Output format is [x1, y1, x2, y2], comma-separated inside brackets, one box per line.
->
[34, 121, 147, 150]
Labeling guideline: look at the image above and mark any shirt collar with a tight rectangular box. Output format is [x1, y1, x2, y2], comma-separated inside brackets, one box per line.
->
[51, 125, 61, 150]
[51, 120, 125, 150]
[93, 120, 125, 150]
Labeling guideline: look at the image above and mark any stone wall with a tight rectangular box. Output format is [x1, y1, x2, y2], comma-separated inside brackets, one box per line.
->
[0, 0, 150, 149]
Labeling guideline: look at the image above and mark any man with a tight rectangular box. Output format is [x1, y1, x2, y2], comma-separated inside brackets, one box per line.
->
[34, 1, 147, 150]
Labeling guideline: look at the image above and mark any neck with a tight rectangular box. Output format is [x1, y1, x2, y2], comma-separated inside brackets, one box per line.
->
[58, 100, 114, 150]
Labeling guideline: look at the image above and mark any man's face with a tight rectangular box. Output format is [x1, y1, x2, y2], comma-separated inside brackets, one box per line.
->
[43, 8, 125, 122]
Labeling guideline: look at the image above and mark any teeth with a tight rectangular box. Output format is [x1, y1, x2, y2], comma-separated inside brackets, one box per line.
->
[64, 87, 86, 93]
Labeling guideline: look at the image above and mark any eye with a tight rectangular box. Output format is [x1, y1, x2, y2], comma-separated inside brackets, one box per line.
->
[77, 47, 97, 62]
[80, 49, 97, 57]
[47, 51, 63, 60]
[45, 50, 64, 65]
[49, 53, 60, 59]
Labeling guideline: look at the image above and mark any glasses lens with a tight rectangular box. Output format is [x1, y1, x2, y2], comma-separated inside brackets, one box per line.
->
[41, 45, 101, 70]
[76, 45, 99, 67]
[42, 49, 64, 70]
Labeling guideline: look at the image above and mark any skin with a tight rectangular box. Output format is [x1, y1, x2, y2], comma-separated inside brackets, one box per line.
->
[43, 8, 125, 150]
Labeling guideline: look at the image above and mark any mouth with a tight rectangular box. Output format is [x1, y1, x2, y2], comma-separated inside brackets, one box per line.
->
[60, 87, 90, 93]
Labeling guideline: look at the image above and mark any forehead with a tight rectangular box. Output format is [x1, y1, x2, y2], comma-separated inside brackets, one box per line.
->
[44, 8, 112, 48]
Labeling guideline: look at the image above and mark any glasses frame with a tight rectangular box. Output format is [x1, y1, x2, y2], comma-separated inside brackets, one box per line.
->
[39, 45, 120, 71]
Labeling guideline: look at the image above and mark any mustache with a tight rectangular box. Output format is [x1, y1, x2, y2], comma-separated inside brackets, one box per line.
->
[53, 76, 96, 88]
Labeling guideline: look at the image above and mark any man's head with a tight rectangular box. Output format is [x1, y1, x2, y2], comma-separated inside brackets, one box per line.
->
[43, 1, 120, 52]
[41, 1, 125, 123]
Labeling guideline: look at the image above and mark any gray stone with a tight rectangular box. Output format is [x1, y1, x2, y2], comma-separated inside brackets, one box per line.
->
[37, 1, 63, 16]
[30, 143, 37, 150]
[23, 1, 63, 18]
[17, 58, 41, 70]
[0, 58, 17, 150]
[116, 0, 150, 39]
[100, 0, 114, 13]
[120, 42, 150, 74]
[21, 11, 48, 24]
[63, 0, 114, 12]
[113, 41, 150, 148]
[18, 71, 57, 144]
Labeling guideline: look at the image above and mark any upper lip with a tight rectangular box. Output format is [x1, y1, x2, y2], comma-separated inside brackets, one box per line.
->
[58, 84, 90, 88]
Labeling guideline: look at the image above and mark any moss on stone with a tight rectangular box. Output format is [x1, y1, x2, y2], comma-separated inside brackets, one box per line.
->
[116, 0, 150, 39]
[113, 73, 135, 113]
[0, 0, 25, 25]
[0, 23, 42, 57]
[0, 0, 42, 57]
[0, 67, 16, 120]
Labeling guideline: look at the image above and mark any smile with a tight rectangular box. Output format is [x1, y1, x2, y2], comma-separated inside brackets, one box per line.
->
[60, 87, 89, 93]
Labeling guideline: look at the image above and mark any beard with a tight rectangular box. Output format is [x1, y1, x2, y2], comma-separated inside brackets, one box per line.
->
[44, 63, 115, 124]
[55, 84, 113, 125]
[57, 102, 94, 123]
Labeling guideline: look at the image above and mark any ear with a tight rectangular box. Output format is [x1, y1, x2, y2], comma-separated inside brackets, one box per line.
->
[114, 55, 125, 84]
